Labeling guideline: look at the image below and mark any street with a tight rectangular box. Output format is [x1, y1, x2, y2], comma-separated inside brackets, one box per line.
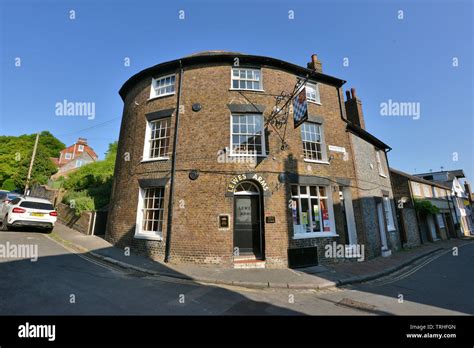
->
[0, 230, 472, 315]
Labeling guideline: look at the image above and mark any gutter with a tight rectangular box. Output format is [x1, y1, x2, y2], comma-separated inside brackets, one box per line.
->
[164, 60, 183, 263]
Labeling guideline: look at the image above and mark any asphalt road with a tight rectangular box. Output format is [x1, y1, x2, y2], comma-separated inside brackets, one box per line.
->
[0, 230, 472, 315]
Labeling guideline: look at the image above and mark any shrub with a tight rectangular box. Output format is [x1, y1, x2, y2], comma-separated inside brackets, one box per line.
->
[63, 191, 95, 216]
[414, 199, 440, 215]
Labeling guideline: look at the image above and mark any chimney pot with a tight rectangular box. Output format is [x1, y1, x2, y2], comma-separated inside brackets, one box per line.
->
[345, 90, 351, 100]
[350, 87, 357, 99]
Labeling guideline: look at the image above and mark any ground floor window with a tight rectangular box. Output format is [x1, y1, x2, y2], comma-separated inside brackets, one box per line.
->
[290, 185, 335, 238]
[436, 213, 445, 228]
[135, 187, 165, 239]
[382, 196, 396, 231]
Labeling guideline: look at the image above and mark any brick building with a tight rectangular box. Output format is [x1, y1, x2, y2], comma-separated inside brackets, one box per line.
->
[344, 91, 400, 258]
[50, 138, 98, 178]
[390, 168, 458, 247]
[106, 51, 395, 268]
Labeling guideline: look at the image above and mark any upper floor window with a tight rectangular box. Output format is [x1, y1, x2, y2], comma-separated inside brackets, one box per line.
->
[412, 182, 421, 196]
[143, 118, 171, 161]
[423, 184, 432, 197]
[231, 114, 265, 156]
[305, 83, 321, 104]
[231, 68, 262, 91]
[75, 160, 83, 168]
[77, 145, 84, 152]
[301, 122, 325, 162]
[376, 150, 386, 177]
[150, 74, 176, 99]
[64, 153, 72, 160]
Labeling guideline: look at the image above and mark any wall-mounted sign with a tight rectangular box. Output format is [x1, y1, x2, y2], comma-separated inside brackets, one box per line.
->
[227, 173, 269, 193]
[218, 214, 230, 229]
[328, 145, 346, 153]
[266, 216, 276, 223]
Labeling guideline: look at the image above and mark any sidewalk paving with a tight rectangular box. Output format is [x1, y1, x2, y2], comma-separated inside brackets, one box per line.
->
[50, 223, 473, 290]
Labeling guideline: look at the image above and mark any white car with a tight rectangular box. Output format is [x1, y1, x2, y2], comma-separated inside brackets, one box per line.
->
[0, 196, 57, 233]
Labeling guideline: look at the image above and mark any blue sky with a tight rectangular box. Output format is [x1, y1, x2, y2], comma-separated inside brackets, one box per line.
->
[1, 0, 472, 180]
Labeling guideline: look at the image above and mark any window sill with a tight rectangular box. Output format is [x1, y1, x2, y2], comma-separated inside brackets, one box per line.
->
[304, 159, 330, 165]
[147, 93, 175, 102]
[134, 233, 163, 241]
[293, 232, 338, 239]
[308, 100, 322, 105]
[228, 154, 267, 158]
[141, 157, 170, 163]
[387, 227, 397, 232]
[229, 88, 265, 93]
[379, 173, 387, 178]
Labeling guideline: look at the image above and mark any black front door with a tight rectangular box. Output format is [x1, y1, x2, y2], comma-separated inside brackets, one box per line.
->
[234, 195, 261, 257]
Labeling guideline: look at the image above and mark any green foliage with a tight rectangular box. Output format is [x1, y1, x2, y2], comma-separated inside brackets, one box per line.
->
[0, 131, 65, 190]
[414, 199, 440, 215]
[62, 141, 117, 212]
[1, 178, 16, 191]
[63, 191, 95, 216]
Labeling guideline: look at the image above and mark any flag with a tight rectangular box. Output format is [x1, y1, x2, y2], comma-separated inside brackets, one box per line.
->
[293, 87, 308, 128]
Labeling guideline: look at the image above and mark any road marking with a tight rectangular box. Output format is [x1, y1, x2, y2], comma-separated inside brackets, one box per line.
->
[372, 244, 473, 286]
[43, 234, 126, 273]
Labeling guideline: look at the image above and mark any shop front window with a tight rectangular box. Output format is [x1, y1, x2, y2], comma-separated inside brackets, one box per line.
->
[290, 184, 335, 238]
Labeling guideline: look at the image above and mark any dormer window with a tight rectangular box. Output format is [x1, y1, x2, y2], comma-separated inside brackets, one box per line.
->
[78, 145, 84, 152]
[150, 74, 176, 99]
[231, 68, 262, 91]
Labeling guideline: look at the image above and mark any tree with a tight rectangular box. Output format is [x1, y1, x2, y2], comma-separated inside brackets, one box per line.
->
[0, 132, 65, 190]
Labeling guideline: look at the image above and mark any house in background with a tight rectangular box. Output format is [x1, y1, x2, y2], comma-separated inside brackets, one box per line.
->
[50, 138, 98, 178]
[414, 170, 474, 236]
[390, 168, 458, 247]
[344, 88, 400, 258]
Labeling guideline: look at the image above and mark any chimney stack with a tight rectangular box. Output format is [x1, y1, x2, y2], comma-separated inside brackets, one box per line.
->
[77, 137, 88, 145]
[344, 87, 366, 129]
[307, 54, 323, 73]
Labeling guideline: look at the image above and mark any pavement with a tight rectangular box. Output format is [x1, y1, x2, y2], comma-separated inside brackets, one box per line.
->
[49, 222, 474, 290]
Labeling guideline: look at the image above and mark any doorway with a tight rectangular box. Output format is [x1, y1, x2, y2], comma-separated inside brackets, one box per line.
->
[233, 182, 263, 259]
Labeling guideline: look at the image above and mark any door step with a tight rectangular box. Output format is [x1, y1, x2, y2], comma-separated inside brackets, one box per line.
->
[233, 256, 266, 269]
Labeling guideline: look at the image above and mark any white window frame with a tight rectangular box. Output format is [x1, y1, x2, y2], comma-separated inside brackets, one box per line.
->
[382, 196, 396, 231]
[230, 68, 263, 91]
[412, 182, 421, 196]
[436, 213, 445, 228]
[376, 151, 386, 177]
[142, 117, 171, 162]
[305, 82, 321, 104]
[77, 145, 84, 152]
[75, 160, 83, 168]
[301, 122, 327, 162]
[423, 184, 431, 197]
[291, 185, 337, 238]
[64, 153, 72, 160]
[149, 74, 176, 99]
[230, 113, 266, 157]
[134, 186, 165, 240]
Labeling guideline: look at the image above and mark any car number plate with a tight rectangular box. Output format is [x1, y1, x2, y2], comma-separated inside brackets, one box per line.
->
[31, 213, 44, 217]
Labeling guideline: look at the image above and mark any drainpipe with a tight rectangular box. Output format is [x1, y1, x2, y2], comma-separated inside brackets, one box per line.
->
[164, 60, 183, 263]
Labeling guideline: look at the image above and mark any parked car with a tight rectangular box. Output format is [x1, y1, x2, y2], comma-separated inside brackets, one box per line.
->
[0, 191, 21, 204]
[0, 196, 57, 233]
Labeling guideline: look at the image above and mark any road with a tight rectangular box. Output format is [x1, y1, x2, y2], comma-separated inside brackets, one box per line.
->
[0, 230, 472, 315]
